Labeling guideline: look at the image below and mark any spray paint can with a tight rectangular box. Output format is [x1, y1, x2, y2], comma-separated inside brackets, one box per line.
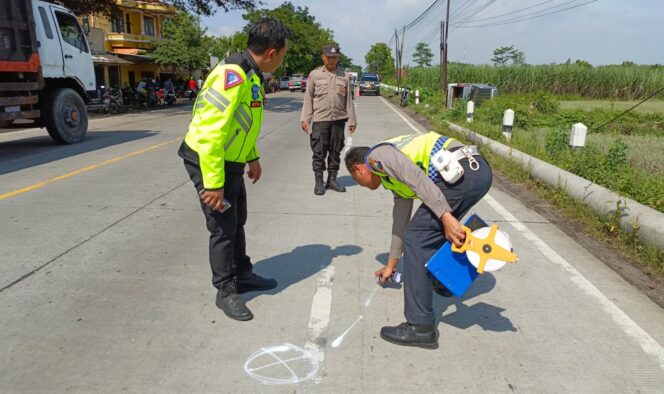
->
[376, 271, 402, 285]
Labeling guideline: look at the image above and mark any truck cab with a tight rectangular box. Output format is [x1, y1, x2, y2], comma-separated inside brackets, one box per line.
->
[0, 0, 95, 144]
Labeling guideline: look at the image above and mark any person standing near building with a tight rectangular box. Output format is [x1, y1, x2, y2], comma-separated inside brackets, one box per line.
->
[300, 44, 357, 195]
[178, 17, 289, 321]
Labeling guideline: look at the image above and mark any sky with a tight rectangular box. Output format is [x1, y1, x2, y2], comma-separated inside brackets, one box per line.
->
[201, 0, 664, 68]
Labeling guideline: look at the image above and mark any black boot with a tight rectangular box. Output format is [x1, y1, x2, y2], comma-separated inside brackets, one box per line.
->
[216, 284, 253, 321]
[380, 322, 439, 349]
[314, 172, 326, 195]
[326, 171, 346, 192]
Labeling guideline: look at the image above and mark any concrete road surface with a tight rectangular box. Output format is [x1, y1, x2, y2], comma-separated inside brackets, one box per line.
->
[1, 92, 663, 393]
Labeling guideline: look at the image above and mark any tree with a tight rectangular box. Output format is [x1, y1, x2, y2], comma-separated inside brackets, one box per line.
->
[243, 2, 335, 75]
[492, 45, 526, 66]
[150, 11, 210, 73]
[575, 59, 593, 68]
[492, 45, 514, 66]
[58, 0, 259, 17]
[512, 50, 526, 66]
[209, 32, 247, 59]
[365, 43, 395, 79]
[412, 42, 433, 67]
[337, 53, 361, 72]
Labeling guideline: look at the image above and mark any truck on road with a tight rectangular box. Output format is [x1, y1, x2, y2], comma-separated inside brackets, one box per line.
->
[0, 0, 95, 144]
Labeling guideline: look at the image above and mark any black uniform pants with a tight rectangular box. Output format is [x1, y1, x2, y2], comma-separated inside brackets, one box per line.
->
[310, 120, 346, 173]
[403, 155, 493, 326]
[184, 159, 252, 295]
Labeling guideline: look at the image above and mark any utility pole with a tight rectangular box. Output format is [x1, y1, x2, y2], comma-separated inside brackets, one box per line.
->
[441, 0, 451, 98]
[399, 25, 405, 86]
[394, 29, 400, 90]
[439, 20, 444, 90]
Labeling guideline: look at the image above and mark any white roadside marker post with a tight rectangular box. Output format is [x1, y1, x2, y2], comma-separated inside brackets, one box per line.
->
[569, 122, 587, 149]
[502, 109, 514, 141]
[466, 100, 474, 123]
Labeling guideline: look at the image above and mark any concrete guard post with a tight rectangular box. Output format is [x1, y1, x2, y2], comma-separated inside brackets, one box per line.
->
[444, 121, 664, 251]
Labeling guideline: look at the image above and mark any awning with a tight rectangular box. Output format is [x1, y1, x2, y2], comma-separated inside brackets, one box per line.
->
[112, 48, 144, 55]
[112, 48, 155, 64]
[92, 54, 133, 65]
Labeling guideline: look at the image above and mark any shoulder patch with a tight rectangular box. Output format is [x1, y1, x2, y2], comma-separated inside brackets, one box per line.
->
[224, 69, 244, 89]
[368, 158, 383, 173]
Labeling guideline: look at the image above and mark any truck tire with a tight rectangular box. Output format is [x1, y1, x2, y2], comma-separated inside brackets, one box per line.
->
[44, 88, 88, 144]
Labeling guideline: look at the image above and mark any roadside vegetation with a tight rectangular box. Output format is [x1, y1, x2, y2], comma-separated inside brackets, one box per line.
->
[383, 63, 664, 273]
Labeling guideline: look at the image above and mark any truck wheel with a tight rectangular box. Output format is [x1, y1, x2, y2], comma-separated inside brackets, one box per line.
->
[44, 88, 88, 144]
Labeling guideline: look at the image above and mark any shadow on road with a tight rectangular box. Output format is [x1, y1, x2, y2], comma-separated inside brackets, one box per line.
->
[435, 273, 516, 333]
[264, 94, 303, 113]
[0, 130, 158, 176]
[375, 252, 516, 333]
[244, 244, 363, 302]
[336, 175, 357, 189]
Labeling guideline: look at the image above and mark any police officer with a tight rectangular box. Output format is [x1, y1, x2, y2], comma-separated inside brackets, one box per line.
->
[344, 132, 493, 348]
[301, 44, 357, 195]
[178, 17, 289, 321]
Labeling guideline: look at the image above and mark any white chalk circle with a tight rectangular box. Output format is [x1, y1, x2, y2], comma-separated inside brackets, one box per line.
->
[244, 343, 319, 385]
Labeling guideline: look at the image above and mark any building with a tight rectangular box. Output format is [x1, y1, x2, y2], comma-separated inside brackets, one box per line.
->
[81, 0, 178, 90]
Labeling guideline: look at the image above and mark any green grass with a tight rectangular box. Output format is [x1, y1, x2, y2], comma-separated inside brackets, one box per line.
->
[404, 63, 664, 100]
[560, 100, 664, 113]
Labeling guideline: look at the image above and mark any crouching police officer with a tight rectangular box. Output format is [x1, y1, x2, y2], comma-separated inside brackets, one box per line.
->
[178, 17, 289, 321]
[345, 131, 493, 348]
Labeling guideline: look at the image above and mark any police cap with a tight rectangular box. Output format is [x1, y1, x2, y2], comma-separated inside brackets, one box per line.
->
[322, 44, 341, 57]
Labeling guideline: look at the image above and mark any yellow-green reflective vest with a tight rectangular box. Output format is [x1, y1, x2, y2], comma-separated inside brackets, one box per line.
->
[367, 132, 456, 199]
[184, 61, 264, 189]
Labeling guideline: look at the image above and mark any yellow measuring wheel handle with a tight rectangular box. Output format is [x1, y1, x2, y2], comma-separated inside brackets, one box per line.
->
[451, 224, 518, 274]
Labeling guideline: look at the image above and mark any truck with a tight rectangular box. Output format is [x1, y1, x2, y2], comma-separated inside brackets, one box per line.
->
[0, 0, 95, 144]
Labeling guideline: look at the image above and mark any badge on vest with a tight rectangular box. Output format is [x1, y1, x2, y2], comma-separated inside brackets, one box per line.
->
[224, 69, 243, 89]
[250, 100, 262, 108]
[252, 84, 260, 100]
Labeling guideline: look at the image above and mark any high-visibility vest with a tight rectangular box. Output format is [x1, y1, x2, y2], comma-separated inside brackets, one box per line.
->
[366, 132, 457, 199]
[183, 54, 264, 189]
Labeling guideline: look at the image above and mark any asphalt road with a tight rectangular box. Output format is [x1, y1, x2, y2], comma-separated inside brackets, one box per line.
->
[1, 91, 663, 393]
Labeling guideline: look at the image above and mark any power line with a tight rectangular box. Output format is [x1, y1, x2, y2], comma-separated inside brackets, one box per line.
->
[456, 0, 557, 23]
[454, 0, 599, 28]
[454, 0, 499, 22]
[449, 0, 477, 20]
[404, 0, 442, 31]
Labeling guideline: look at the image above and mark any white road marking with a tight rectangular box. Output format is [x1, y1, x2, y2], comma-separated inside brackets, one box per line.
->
[379, 96, 423, 133]
[304, 266, 334, 383]
[484, 194, 664, 370]
[384, 94, 664, 370]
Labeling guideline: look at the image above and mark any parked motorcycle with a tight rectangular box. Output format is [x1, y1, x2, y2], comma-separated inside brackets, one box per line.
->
[184, 88, 198, 101]
[165, 89, 176, 105]
[102, 87, 124, 114]
[400, 87, 411, 107]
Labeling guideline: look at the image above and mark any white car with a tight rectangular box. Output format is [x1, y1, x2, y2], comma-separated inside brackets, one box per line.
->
[279, 76, 289, 90]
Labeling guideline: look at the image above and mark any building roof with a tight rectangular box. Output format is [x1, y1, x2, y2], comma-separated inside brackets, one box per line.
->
[92, 54, 134, 65]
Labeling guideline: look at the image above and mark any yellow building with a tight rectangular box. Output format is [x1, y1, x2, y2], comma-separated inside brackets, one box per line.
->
[82, 0, 179, 90]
